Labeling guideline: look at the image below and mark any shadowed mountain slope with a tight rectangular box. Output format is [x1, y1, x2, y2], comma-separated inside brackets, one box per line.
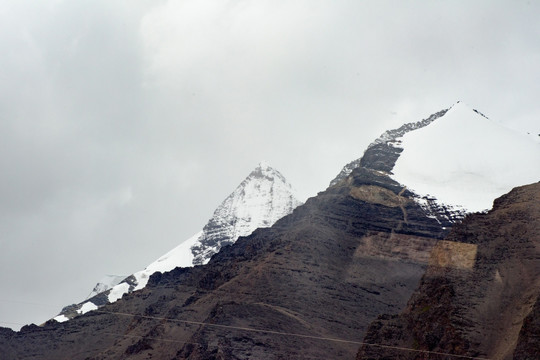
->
[357, 181, 540, 360]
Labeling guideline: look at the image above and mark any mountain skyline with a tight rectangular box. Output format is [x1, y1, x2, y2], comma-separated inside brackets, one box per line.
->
[0, 109, 457, 358]
[3, 101, 538, 332]
[2, 101, 538, 358]
[2, 1, 540, 331]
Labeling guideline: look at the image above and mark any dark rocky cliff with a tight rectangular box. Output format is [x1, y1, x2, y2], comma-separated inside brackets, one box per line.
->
[0, 164, 449, 359]
[330, 106, 465, 226]
[330, 108, 449, 187]
[357, 181, 540, 360]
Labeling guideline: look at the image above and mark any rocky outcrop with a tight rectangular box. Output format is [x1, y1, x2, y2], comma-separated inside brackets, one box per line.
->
[330, 106, 466, 226]
[86, 275, 127, 300]
[357, 181, 540, 360]
[330, 108, 449, 185]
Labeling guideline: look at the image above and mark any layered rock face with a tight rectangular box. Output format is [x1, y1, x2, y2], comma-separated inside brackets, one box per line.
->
[0, 163, 449, 359]
[331, 106, 464, 226]
[357, 181, 540, 360]
[330, 107, 449, 186]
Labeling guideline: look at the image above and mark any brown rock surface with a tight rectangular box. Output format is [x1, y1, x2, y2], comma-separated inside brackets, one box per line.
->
[357, 181, 540, 360]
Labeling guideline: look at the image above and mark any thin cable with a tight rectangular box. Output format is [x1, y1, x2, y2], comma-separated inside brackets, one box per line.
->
[0, 296, 492, 359]
[97, 310, 491, 360]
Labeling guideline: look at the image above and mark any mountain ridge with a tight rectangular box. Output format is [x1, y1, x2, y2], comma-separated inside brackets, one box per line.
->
[53, 162, 302, 322]
[2, 102, 538, 359]
[332, 101, 540, 223]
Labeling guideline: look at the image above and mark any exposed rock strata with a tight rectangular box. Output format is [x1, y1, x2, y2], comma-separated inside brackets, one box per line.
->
[330, 108, 449, 185]
[330, 106, 465, 225]
[357, 181, 540, 360]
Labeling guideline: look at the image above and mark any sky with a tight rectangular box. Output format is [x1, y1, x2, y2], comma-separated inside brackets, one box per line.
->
[1, 0, 539, 329]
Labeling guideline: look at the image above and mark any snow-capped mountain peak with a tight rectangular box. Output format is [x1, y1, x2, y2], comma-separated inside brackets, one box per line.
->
[257, 160, 271, 170]
[54, 162, 302, 322]
[391, 101, 540, 213]
[191, 162, 302, 265]
[331, 101, 540, 220]
[329, 106, 450, 186]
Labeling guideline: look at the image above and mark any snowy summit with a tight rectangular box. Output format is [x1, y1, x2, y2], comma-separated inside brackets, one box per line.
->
[391, 101, 540, 212]
[191, 161, 303, 265]
[128, 161, 302, 292]
[333, 101, 540, 216]
[54, 162, 302, 322]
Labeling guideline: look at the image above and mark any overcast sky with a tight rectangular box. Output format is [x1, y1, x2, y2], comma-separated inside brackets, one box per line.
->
[1, 0, 539, 329]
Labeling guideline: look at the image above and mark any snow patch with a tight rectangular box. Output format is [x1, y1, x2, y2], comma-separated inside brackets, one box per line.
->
[53, 315, 69, 323]
[107, 282, 130, 303]
[77, 302, 98, 315]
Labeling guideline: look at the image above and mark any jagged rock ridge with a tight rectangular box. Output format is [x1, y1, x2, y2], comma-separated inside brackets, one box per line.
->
[330, 105, 464, 225]
[330, 107, 449, 186]
[331, 101, 540, 224]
